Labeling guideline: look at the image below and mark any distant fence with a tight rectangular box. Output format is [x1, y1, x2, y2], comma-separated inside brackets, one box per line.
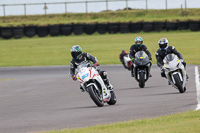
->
[0, 20, 200, 39]
[0, 0, 190, 16]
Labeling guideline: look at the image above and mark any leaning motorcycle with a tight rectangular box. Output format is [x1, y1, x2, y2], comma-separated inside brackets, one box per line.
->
[75, 63, 117, 107]
[163, 54, 187, 93]
[132, 51, 151, 88]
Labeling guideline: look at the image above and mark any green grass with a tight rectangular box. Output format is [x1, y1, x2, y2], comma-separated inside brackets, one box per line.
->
[38, 110, 200, 133]
[0, 9, 200, 26]
[0, 31, 200, 67]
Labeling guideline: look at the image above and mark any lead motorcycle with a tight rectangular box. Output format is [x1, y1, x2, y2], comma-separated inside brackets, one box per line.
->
[163, 54, 187, 93]
[132, 51, 152, 88]
[75, 62, 117, 107]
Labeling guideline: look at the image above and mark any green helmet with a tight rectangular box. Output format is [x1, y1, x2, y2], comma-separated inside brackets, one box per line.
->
[135, 36, 143, 47]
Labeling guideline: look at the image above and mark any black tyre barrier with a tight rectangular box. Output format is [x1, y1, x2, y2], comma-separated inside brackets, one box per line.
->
[189, 21, 200, 31]
[154, 21, 166, 32]
[177, 21, 189, 30]
[37, 26, 49, 37]
[130, 22, 143, 33]
[108, 23, 119, 34]
[60, 24, 73, 36]
[119, 23, 130, 33]
[24, 26, 36, 37]
[12, 27, 24, 39]
[96, 23, 107, 34]
[49, 25, 61, 36]
[84, 24, 97, 35]
[166, 22, 177, 31]
[143, 22, 154, 32]
[0, 27, 13, 39]
[73, 24, 85, 35]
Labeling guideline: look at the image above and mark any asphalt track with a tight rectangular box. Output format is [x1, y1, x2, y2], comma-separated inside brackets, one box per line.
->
[0, 65, 197, 133]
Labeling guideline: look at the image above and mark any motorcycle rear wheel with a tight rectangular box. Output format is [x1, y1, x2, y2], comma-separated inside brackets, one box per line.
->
[88, 85, 104, 107]
[107, 91, 117, 105]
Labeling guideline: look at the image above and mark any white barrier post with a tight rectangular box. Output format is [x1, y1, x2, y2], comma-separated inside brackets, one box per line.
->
[195, 66, 200, 111]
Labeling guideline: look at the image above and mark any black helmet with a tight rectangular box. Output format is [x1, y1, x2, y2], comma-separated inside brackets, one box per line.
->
[71, 45, 82, 59]
[158, 38, 169, 50]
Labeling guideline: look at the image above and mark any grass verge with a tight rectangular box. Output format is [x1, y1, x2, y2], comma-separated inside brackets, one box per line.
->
[1, 9, 200, 26]
[38, 110, 200, 133]
[0, 31, 199, 67]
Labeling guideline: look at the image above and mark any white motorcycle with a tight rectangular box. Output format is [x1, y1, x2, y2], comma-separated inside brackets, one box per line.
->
[163, 54, 187, 93]
[123, 54, 132, 70]
[76, 63, 117, 107]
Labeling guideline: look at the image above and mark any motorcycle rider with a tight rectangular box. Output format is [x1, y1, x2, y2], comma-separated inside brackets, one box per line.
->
[119, 49, 131, 70]
[155, 38, 188, 81]
[69, 45, 113, 91]
[130, 36, 152, 77]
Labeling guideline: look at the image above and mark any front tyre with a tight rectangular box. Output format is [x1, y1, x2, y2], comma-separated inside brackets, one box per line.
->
[173, 74, 185, 93]
[88, 85, 104, 107]
[107, 91, 117, 105]
[139, 72, 145, 88]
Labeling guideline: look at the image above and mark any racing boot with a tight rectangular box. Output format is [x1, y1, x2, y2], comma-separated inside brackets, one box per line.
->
[168, 81, 171, 85]
[104, 79, 113, 90]
[186, 74, 189, 81]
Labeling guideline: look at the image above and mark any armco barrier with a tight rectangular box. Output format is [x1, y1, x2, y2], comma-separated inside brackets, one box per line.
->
[12, 27, 24, 39]
[154, 21, 166, 32]
[130, 22, 143, 33]
[96, 23, 107, 34]
[84, 23, 97, 35]
[73, 24, 85, 35]
[166, 22, 177, 31]
[119, 23, 130, 33]
[37, 26, 49, 37]
[24, 26, 37, 37]
[143, 22, 154, 32]
[108, 23, 119, 34]
[177, 21, 189, 30]
[189, 20, 200, 31]
[60, 24, 73, 36]
[0, 27, 13, 39]
[49, 25, 61, 36]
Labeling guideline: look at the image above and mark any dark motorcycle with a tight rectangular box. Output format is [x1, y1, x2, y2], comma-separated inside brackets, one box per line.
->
[133, 51, 151, 88]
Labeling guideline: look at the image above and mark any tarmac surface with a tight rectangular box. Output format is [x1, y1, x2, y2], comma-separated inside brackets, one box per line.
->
[0, 65, 197, 133]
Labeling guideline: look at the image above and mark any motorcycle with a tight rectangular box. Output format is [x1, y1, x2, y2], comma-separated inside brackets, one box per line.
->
[75, 63, 117, 107]
[119, 50, 131, 70]
[163, 54, 187, 93]
[132, 51, 151, 88]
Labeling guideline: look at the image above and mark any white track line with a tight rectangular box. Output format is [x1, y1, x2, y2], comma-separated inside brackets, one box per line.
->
[195, 66, 200, 111]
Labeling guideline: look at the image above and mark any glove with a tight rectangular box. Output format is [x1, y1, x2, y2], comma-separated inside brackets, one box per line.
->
[72, 75, 77, 81]
[94, 62, 99, 67]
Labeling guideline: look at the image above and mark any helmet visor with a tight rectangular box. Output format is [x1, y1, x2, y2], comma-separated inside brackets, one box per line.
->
[72, 51, 82, 59]
[159, 43, 167, 49]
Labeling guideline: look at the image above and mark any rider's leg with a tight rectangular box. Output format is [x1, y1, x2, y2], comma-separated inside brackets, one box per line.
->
[99, 70, 113, 90]
[148, 62, 152, 77]
[182, 61, 189, 80]
[131, 63, 135, 77]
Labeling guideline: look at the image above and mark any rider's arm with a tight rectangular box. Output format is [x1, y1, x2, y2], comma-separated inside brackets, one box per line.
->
[69, 62, 76, 77]
[85, 53, 98, 64]
[171, 46, 184, 59]
[155, 51, 164, 68]
[129, 45, 135, 59]
[143, 45, 152, 59]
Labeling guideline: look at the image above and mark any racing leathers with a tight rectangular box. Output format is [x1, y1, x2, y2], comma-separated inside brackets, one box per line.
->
[129, 44, 152, 76]
[155, 46, 186, 78]
[69, 52, 113, 91]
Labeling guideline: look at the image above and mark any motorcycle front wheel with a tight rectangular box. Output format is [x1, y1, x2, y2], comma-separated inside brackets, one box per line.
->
[88, 85, 104, 107]
[173, 74, 185, 93]
[139, 72, 145, 88]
